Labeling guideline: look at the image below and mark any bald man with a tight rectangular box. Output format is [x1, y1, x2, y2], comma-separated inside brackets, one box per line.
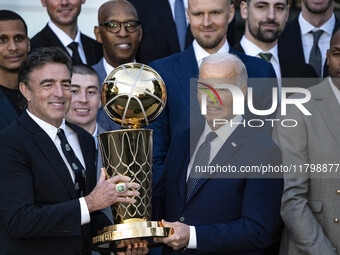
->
[93, 0, 143, 131]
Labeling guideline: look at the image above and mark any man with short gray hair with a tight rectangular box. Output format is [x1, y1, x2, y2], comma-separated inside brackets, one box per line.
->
[152, 52, 283, 255]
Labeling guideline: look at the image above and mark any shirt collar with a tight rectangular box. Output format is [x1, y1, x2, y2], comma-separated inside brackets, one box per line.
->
[202, 115, 242, 143]
[103, 58, 137, 77]
[328, 76, 340, 104]
[26, 109, 66, 141]
[299, 12, 335, 35]
[92, 123, 98, 149]
[48, 20, 82, 48]
[240, 36, 279, 62]
[103, 58, 115, 77]
[193, 39, 230, 67]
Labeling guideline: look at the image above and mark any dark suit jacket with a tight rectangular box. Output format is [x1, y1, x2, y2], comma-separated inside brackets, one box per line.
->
[233, 42, 318, 87]
[127, 0, 237, 64]
[152, 124, 283, 255]
[278, 16, 340, 77]
[0, 112, 108, 255]
[31, 24, 103, 66]
[148, 45, 277, 186]
[127, 0, 194, 64]
[0, 87, 18, 131]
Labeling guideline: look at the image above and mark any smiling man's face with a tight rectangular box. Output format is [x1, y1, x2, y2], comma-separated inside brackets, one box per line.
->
[66, 73, 101, 131]
[0, 19, 30, 73]
[94, 0, 142, 68]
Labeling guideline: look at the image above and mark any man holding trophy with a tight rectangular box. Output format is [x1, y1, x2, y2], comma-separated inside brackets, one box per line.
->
[0, 47, 140, 255]
[152, 53, 283, 255]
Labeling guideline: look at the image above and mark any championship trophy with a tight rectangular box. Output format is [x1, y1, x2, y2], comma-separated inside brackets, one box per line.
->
[92, 63, 172, 252]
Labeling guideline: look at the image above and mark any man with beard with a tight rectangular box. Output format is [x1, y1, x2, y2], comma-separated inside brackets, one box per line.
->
[278, 0, 340, 77]
[0, 10, 30, 130]
[31, 0, 102, 65]
[148, 0, 277, 187]
[234, 0, 317, 92]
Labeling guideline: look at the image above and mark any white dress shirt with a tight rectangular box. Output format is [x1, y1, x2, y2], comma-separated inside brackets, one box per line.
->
[240, 36, 281, 98]
[103, 58, 115, 78]
[103, 58, 137, 78]
[186, 115, 242, 249]
[240, 36, 281, 79]
[168, 0, 189, 24]
[26, 110, 91, 225]
[298, 13, 336, 77]
[92, 123, 99, 150]
[48, 21, 87, 64]
[193, 39, 230, 68]
[329, 77, 340, 107]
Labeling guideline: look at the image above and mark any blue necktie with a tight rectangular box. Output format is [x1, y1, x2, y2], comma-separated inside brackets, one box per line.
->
[175, 0, 187, 51]
[57, 129, 86, 197]
[186, 132, 217, 202]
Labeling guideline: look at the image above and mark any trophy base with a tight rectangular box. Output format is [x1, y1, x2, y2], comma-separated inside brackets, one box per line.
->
[92, 221, 173, 252]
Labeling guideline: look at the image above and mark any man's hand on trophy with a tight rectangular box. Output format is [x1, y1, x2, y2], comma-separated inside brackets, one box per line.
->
[117, 239, 149, 255]
[154, 220, 190, 250]
[85, 168, 140, 212]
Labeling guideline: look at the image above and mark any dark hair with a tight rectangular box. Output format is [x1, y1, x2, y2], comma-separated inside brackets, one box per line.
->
[72, 63, 100, 86]
[18, 47, 72, 87]
[245, 0, 288, 4]
[0, 10, 28, 35]
[72, 64, 99, 78]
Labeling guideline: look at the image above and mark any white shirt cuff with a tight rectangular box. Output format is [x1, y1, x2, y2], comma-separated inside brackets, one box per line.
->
[79, 197, 90, 225]
[187, 226, 197, 249]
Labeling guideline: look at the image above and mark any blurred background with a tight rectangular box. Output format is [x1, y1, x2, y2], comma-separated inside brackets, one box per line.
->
[1, 0, 340, 43]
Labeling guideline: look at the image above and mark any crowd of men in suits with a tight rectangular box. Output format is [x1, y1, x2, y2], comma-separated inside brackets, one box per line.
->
[0, 0, 339, 254]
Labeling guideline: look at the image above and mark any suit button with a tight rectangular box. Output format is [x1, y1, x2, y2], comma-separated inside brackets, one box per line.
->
[179, 217, 185, 222]
[334, 218, 339, 223]
[336, 190, 340, 195]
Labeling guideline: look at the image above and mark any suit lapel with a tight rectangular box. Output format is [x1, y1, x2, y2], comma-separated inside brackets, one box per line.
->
[19, 113, 77, 199]
[42, 25, 68, 53]
[186, 125, 248, 203]
[173, 46, 199, 99]
[35, 135, 78, 199]
[232, 42, 245, 54]
[313, 79, 340, 147]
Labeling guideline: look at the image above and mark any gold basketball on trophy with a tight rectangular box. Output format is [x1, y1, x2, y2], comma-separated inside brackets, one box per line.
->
[92, 63, 171, 252]
[101, 63, 166, 129]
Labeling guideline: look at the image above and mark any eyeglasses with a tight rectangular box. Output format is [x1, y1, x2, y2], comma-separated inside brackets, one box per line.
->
[99, 20, 141, 33]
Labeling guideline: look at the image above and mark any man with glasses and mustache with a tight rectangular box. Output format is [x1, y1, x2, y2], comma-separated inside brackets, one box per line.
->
[93, 0, 143, 131]
[234, 0, 317, 93]
[279, 0, 340, 77]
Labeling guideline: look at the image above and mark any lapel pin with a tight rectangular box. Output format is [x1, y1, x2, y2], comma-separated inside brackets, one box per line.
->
[231, 142, 237, 147]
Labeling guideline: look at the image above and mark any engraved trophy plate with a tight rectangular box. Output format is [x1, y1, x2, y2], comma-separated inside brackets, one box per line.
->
[92, 63, 172, 252]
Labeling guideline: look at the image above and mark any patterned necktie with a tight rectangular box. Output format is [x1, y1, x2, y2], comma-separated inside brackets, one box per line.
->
[259, 52, 273, 62]
[308, 30, 324, 77]
[68, 42, 83, 64]
[57, 129, 86, 197]
[186, 132, 217, 202]
[175, 0, 187, 51]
